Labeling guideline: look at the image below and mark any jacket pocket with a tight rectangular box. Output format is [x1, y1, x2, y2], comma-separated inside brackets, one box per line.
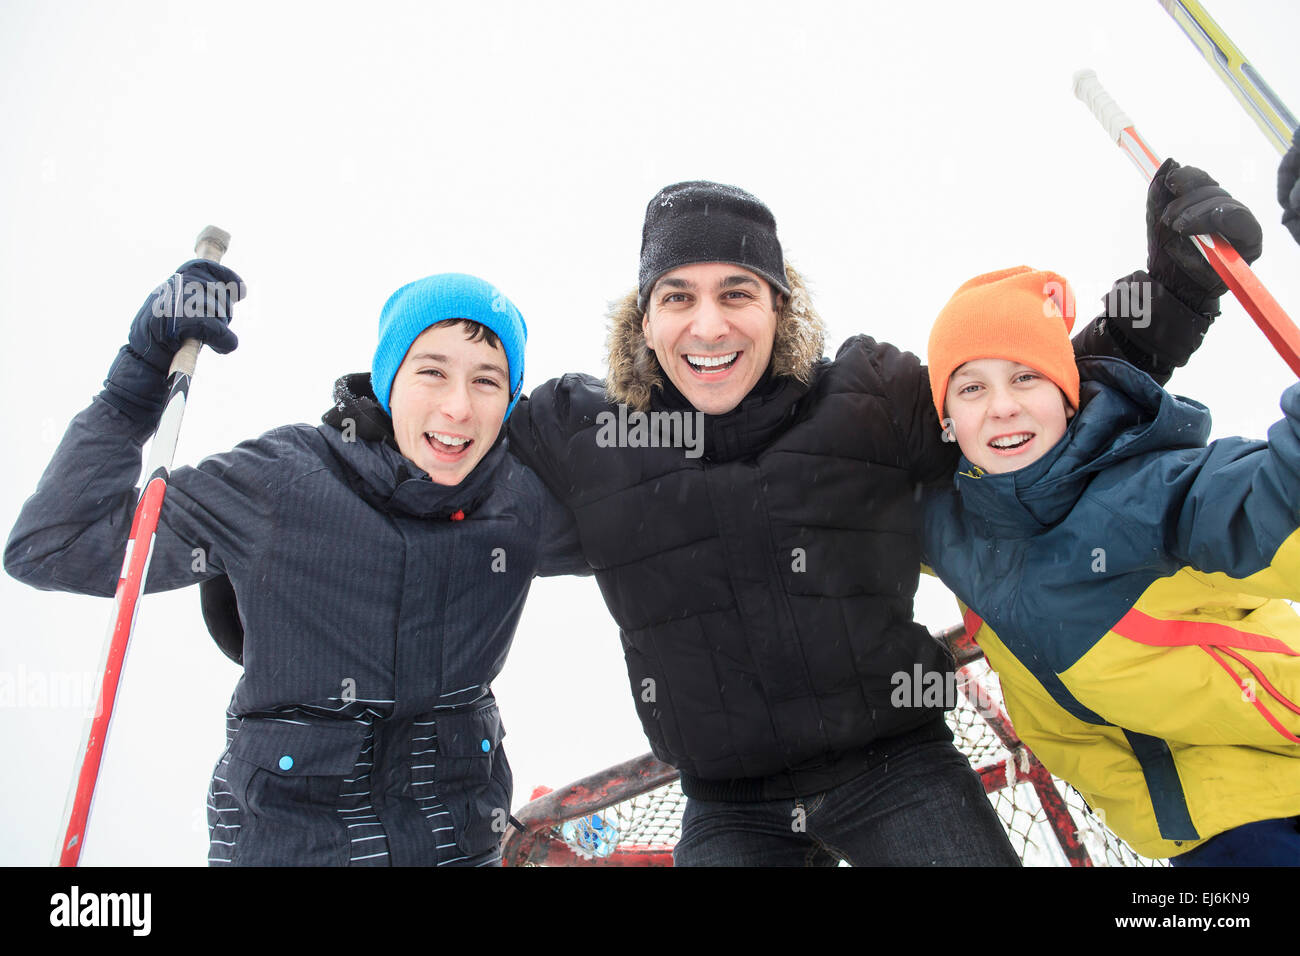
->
[224, 716, 370, 866]
[431, 701, 512, 858]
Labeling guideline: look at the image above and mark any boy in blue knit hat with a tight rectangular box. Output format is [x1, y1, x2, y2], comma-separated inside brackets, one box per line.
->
[7, 267, 588, 866]
[370, 272, 529, 486]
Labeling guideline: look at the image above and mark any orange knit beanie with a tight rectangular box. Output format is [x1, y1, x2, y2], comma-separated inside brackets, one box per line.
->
[927, 266, 1081, 419]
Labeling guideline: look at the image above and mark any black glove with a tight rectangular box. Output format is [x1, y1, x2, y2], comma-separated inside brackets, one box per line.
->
[1147, 158, 1263, 314]
[1279, 128, 1300, 247]
[101, 259, 245, 422]
[1072, 270, 1213, 386]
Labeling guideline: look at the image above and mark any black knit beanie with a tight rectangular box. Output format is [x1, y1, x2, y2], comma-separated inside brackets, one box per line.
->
[637, 181, 790, 310]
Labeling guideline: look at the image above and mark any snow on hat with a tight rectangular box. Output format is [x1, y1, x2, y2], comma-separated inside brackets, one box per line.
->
[927, 266, 1080, 419]
[637, 181, 791, 310]
[371, 273, 527, 418]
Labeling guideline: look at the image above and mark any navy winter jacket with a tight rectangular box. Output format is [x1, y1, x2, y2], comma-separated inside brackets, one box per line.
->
[5, 376, 587, 866]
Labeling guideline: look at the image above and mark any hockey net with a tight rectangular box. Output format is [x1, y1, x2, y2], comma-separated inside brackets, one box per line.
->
[502, 625, 1166, 867]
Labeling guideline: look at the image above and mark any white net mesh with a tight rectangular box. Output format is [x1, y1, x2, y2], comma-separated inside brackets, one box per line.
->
[948, 658, 1163, 867]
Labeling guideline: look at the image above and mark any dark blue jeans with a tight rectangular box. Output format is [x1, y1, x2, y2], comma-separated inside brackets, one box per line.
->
[1169, 816, 1300, 866]
[673, 739, 1020, 867]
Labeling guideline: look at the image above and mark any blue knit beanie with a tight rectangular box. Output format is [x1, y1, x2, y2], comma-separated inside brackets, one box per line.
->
[372, 273, 527, 418]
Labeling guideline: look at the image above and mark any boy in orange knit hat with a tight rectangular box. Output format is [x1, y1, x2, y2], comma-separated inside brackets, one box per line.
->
[921, 266, 1300, 865]
[928, 267, 1081, 476]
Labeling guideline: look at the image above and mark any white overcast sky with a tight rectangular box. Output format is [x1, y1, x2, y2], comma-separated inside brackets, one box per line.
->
[2, 0, 1298, 866]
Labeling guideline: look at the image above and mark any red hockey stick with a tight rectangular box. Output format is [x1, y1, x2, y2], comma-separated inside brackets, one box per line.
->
[56, 226, 231, 867]
[1073, 69, 1300, 377]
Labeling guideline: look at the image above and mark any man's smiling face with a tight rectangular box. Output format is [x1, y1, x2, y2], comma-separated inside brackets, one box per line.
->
[641, 262, 780, 416]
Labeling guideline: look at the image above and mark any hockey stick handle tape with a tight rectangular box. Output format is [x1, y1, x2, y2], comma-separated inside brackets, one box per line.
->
[1072, 69, 1132, 144]
[168, 224, 232, 379]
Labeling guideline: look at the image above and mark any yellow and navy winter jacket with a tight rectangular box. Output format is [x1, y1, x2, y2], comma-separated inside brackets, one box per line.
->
[922, 356, 1300, 859]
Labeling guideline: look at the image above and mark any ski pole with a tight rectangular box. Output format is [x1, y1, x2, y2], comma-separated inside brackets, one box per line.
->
[1072, 69, 1300, 378]
[1158, 0, 1297, 156]
[56, 226, 232, 867]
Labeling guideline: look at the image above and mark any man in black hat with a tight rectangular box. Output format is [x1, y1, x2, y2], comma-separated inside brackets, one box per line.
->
[503, 170, 1261, 866]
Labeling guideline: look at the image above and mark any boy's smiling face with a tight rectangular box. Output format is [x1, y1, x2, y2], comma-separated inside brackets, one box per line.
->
[389, 321, 510, 486]
[944, 358, 1075, 475]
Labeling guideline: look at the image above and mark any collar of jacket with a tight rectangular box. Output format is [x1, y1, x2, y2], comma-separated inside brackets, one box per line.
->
[319, 371, 506, 518]
[952, 356, 1212, 536]
[650, 364, 808, 463]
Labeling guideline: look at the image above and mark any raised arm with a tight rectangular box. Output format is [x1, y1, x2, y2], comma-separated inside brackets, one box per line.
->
[1162, 380, 1300, 598]
[5, 260, 253, 595]
[6, 399, 289, 596]
[1072, 159, 1263, 386]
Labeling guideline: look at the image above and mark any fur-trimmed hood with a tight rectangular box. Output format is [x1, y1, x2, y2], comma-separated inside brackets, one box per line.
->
[604, 263, 826, 411]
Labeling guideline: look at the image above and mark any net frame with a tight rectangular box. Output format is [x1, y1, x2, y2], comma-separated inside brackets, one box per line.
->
[501, 625, 1165, 867]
